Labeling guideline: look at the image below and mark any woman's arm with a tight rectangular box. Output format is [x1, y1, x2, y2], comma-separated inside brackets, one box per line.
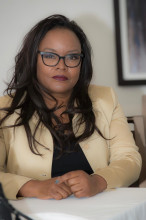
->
[93, 87, 142, 189]
[0, 127, 33, 199]
[0, 128, 71, 200]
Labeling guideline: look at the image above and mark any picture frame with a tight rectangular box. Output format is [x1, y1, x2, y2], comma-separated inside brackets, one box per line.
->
[113, 0, 146, 85]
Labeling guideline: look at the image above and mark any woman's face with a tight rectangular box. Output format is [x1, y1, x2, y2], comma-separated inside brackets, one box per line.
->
[37, 28, 82, 98]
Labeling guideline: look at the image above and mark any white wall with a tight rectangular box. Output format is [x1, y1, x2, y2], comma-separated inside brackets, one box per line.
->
[0, 0, 145, 116]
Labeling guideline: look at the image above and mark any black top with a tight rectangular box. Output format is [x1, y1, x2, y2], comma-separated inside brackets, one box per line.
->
[51, 142, 93, 177]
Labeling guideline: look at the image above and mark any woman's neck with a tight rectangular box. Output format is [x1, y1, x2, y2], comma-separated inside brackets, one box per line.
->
[43, 92, 71, 122]
[45, 94, 69, 107]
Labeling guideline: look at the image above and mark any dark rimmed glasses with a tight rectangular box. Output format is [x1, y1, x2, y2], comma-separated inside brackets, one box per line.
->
[38, 51, 84, 68]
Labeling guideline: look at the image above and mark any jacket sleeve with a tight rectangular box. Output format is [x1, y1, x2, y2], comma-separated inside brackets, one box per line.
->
[0, 126, 32, 200]
[94, 87, 142, 189]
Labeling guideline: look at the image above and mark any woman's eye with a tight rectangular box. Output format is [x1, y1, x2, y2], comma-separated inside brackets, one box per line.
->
[67, 54, 79, 60]
[44, 53, 56, 59]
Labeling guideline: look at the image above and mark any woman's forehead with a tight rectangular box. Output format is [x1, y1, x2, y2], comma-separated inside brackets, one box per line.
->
[39, 28, 81, 52]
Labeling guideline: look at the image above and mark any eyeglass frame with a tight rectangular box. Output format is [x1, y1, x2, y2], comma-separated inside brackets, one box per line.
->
[38, 51, 84, 68]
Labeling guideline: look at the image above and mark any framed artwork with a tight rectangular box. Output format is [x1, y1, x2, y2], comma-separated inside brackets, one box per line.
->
[114, 0, 146, 85]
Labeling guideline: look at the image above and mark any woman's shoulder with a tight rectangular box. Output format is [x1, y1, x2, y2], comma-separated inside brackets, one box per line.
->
[0, 94, 13, 108]
[88, 84, 118, 110]
[88, 84, 115, 100]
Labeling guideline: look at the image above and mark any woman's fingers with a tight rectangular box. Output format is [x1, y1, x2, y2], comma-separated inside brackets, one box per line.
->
[29, 171, 107, 200]
[59, 171, 82, 189]
[33, 178, 72, 200]
[56, 185, 71, 199]
[59, 183, 72, 195]
[59, 171, 107, 198]
[70, 183, 82, 193]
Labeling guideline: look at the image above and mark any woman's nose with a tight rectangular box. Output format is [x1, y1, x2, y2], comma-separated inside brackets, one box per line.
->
[56, 57, 66, 69]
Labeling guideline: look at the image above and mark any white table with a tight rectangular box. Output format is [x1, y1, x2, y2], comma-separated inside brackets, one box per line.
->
[10, 188, 146, 220]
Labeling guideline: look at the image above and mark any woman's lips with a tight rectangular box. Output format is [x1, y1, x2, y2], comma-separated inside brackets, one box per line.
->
[52, 75, 68, 81]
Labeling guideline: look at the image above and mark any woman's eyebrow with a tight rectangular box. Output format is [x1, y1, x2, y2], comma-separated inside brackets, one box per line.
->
[42, 48, 56, 52]
[66, 49, 81, 53]
[42, 48, 81, 53]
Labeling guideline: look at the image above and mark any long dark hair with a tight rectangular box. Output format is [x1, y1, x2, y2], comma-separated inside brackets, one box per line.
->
[0, 14, 99, 155]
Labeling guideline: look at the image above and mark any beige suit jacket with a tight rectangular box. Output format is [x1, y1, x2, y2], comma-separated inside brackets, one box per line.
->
[0, 85, 142, 199]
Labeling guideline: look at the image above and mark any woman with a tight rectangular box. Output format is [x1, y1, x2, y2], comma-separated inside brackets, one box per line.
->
[0, 14, 142, 200]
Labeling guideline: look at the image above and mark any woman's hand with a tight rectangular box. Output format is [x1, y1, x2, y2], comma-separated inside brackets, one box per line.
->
[59, 170, 107, 198]
[17, 178, 72, 200]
